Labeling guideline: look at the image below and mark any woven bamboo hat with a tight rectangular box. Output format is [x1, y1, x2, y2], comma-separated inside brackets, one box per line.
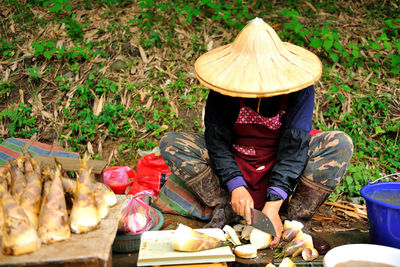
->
[194, 18, 322, 98]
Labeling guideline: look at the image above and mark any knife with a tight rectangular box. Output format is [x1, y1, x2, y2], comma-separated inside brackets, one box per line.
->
[250, 208, 277, 237]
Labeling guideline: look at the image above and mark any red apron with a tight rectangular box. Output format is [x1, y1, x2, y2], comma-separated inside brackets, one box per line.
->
[232, 97, 287, 210]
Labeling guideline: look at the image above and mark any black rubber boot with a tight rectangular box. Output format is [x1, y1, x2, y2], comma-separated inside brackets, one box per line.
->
[287, 177, 332, 255]
[185, 167, 238, 228]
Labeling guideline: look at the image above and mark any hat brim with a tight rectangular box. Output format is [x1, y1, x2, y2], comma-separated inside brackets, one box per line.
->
[194, 18, 322, 98]
[195, 42, 322, 98]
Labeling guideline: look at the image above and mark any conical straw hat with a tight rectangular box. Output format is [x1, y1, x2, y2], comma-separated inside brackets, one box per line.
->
[194, 18, 322, 98]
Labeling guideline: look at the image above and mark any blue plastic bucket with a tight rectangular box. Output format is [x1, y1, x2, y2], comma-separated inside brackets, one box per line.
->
[360, 181, 400, 249]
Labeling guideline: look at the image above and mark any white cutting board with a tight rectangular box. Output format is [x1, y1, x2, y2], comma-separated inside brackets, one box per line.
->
[137, 228, 235, 266]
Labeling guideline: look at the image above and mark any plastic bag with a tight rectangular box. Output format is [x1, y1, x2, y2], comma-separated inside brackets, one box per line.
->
[103, 166, 136, 186]
[118, 190, 159, 234]
[128, 153, 171, 196]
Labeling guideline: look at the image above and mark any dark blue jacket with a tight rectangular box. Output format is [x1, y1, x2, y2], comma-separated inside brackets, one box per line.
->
[204, 85, 314, 201]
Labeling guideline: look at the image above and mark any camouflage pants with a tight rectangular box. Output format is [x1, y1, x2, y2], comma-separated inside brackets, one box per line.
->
[159, 131, 353, 219]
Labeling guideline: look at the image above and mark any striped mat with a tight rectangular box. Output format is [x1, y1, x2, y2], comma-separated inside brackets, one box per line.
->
[152, 173, 213, 221]
[0, 138, 79, 166]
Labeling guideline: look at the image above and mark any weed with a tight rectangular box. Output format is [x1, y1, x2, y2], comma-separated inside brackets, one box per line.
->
[0, 103, 38, 138]
[0, 81, 14, 100]
[64, 14, 89, 40]
[27, 66, 43, 80]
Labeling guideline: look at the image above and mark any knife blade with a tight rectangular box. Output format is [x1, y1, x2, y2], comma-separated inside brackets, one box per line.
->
[250, 208, 277, 237]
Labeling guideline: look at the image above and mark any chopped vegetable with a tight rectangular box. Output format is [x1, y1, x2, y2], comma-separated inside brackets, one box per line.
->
[241, 225, 256, 240]
[234, 244, 257, 258]
[282, 220, 304, 242]
[279, 257, 297, 267]
[233, 223, 245, 232]
[223, 225, 242, 245]
[249, 228, 272, 249]
[302, 247, 319, 261]
[282, 231, 313, 257]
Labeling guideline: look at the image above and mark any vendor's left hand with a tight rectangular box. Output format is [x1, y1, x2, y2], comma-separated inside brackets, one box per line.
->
[261, 199, 284, 248]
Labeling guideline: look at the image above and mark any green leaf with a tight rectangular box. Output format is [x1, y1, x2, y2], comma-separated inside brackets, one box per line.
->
[333, 41, 344, 51]
[32, 42, 44, 55]
[309, 37, 323, 48]
[65, 4, 71, 13]
[43, 50, 53, 59]
[383, 41, 392, 50]
[352, 49, 359, 58]
[375, 126, 385, 134]
[49, 2, 62, 12]
[323, 39, 333, 51]
[330, 84, 339, 92]
[376, 33, 389, 41]
[370, 42, 380, 50]
[329, 52, 339, 62]
[46, 41, 56, 48]
[341, 85, 351, 92]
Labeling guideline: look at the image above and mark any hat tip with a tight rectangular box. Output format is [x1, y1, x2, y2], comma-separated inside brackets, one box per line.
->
[248, 17, 265, 25]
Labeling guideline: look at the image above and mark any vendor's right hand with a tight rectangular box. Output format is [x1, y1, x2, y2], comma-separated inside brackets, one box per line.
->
[230, 186, 254, 224]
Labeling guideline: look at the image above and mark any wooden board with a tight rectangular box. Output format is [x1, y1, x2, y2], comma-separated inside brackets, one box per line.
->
[0, 195, 126, 266]
[137, 228, 235, 266]
[33, 155, 107, 175]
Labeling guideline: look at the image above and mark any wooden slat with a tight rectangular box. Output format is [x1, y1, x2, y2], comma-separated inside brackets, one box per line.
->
[34, 155, 107, 174]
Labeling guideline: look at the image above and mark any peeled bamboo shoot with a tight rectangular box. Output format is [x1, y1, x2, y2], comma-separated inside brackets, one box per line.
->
[38, 165, 71, 243]
[70, 155, 99, 233]
[63, 176, 117, 207]
[94, 183, 109, 219]
[0, 183, 40, 255]
[9, 162, 26, 202]
[172, 224, 226, 252]
[20, 168, 42, 229]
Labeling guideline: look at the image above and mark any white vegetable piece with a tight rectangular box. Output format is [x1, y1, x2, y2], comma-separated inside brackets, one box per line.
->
[234, 244, 257, 258]
[232, 224, 245, 233]
[223, 225, 242, 245]
[249, 228, 272, 249]
[302, 247, 319, 261]
[241, 225, 256, 240]
[279, 257, 297, 267]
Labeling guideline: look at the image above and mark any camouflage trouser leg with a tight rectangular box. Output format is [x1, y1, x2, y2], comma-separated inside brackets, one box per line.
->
[302, 130, 354, 192]
[159, 132, 237, 227]
[288, 131, 353, 227]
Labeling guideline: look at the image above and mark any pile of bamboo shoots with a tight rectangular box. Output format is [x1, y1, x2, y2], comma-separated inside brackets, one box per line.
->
[0, 153, 117, 256]
[273, 220, 319, 262]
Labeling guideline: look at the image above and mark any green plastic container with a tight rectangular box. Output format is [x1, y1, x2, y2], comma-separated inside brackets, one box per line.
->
[112, 208, 164, 253]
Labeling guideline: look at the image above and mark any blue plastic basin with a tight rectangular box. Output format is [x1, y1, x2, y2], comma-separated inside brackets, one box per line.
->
[360, 182, 400, 249]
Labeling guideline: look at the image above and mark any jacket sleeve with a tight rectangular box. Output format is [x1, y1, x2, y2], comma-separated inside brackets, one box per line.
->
[265, 86, 315, 201]
[204, 91, 243, 186]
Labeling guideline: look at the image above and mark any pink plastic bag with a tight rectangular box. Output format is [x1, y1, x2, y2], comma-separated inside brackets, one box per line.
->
[103, 166, 137, 194]
[118, 190, 159, 234]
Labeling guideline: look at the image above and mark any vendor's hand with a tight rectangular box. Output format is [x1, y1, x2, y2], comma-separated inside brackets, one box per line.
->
[230, 186, 254, 224]
[261, 199, 284, 248]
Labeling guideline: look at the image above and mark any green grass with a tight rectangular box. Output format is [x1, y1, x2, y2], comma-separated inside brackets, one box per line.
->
[0, 0, 399, 199]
